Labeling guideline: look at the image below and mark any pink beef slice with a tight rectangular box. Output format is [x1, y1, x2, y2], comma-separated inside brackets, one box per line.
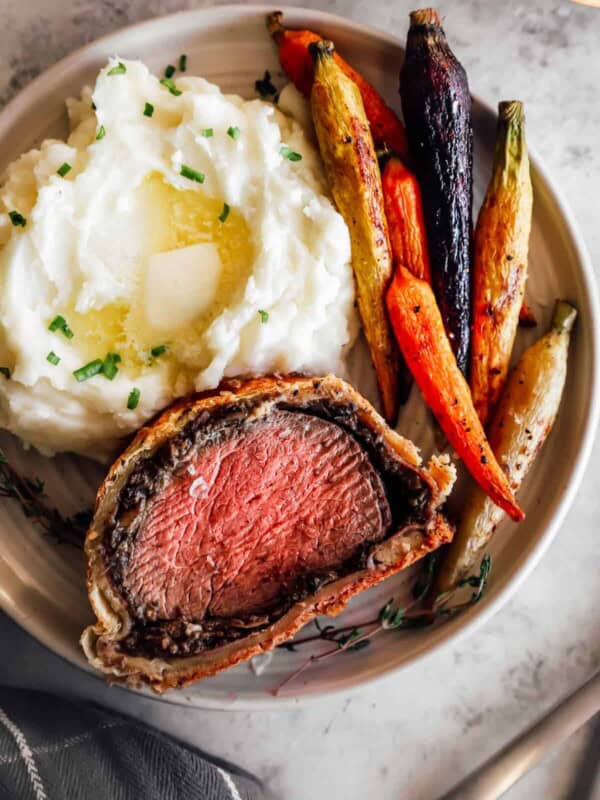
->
[123, 410, 392, 621]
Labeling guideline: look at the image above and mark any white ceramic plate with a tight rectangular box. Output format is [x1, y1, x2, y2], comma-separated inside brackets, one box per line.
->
[0, 5, 598, 709]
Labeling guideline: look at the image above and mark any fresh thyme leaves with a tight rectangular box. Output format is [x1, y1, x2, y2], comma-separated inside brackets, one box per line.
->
[160, 78, 182, 96]
[180, 164, 205, 183]
[48, 315, 74, 340]
[435, 552, 492, 610]
[127, 387, 141, 410]
[164, 64, 176, 79]
[8, 210, 26, 227]
[57, 162, 72, 177]
[0, 450, 91, 548]
[280, 145, 302, 162]
[255, 70, 278, 99]
[143, 102, 154, 118]
[272, 553, 493, 695]
[107, 62, 127, 76]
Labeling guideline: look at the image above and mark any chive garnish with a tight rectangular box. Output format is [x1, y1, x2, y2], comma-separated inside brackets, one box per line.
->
[227, 126, 240, 140]
[73, 359, 103, 382]
[0, 367, 11, 379]
[8, 210, 26, 227]
[102, 352, 121, 380]
[107, 62, 127, 76]
[143, 102, 154, 118]
[258, 310, 269, 323]
[127, 387, 141, 410]
[96, 125, 106, 141]
[218, 203, 230, 223]
[201, 128, 214, 138]
[48, 315, 74, 340]
[164, 64, 176, 79]
[180, 165, 205, 183]
[160, 78, 182, 96]
[150, 344, 168, 358]
[280, 145, 302, 162]
[46, 351, 60, 366]
[57, 162, 72, 177]
[179, 54, 187, 72]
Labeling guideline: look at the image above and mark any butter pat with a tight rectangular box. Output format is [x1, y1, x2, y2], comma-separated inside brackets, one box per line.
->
[145, 242, 222, 330]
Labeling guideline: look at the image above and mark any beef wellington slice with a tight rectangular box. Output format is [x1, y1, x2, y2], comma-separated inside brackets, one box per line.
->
[82, 375, 455, 692]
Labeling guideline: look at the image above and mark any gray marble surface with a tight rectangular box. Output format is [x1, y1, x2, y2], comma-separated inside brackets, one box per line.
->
[0, 1, 599, 798]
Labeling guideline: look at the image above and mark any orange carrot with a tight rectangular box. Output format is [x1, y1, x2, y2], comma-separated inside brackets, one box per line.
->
[382, 156, 431, 282]
[386, 266, 524, 522]
[267, 12, 408, 157]
[519, 301, 537, 327]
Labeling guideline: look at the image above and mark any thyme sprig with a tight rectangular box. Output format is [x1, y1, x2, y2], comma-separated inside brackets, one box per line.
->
[0, 450, 91, 547]
[272, 553, 492, 695]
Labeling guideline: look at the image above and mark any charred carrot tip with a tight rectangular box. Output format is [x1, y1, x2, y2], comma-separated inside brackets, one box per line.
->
[266, 11, 284, 37]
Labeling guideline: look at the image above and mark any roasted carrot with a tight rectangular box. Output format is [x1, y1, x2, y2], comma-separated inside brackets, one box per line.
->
[519, 301, 537, 328]
[310, 41, 403, 423]
[435, 301, 576, 596]
[471, 101, 533, 427]
[382, 155, 431, 283]
[267, 12, 408, 156]
[386, 265, 524, 522]
[400, 8, 473, 375]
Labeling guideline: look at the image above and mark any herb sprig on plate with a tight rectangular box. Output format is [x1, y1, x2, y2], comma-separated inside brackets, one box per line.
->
[0, 450, 91, 548]
[272, 552, 492, 695]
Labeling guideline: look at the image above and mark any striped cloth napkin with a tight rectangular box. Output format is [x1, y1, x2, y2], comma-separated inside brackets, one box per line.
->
[0, 686, 268, 800]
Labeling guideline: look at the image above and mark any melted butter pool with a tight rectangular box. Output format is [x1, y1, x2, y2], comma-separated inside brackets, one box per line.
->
[64, 173, 254, 374]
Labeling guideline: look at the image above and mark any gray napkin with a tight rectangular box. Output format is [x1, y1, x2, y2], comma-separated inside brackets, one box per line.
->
[0, 686, 267, 800]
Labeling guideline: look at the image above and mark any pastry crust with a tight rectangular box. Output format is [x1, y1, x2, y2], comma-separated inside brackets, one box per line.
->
[81, 374, 455, 692]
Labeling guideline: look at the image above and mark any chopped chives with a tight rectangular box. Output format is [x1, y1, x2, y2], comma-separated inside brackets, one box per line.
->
[150, 344, 168, 358]
[127, 387, 141, 410]
[46, 351, 60, 366]
[48, 315, 74, 339]
[107, 62, 127, 76]
[179, 54, 187, 72]
[201, 128, 214, 138]
[96, 125, 106, 141]
[102, 352, 121, 380]
[227, 126, 240, 140]
[258, 309, 269, 323]
[8, 210, 26, 227]
[0, 367, 11, 379]
[280, 145, 302, 162]
[143, 102, 154, 118]
[160, 78, 182, 96]
[218, 203, 230, 223]
[57, 162, 72, 177]
[73, 359, 103, 382]
[180, 165, 205, 183]
[164, 64, 176, 79]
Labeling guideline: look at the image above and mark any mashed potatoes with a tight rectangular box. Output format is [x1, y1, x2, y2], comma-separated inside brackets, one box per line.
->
[0, 60, 355, 459]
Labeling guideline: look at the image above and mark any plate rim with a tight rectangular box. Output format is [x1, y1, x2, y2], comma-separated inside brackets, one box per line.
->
[0, 3, 598, 710]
